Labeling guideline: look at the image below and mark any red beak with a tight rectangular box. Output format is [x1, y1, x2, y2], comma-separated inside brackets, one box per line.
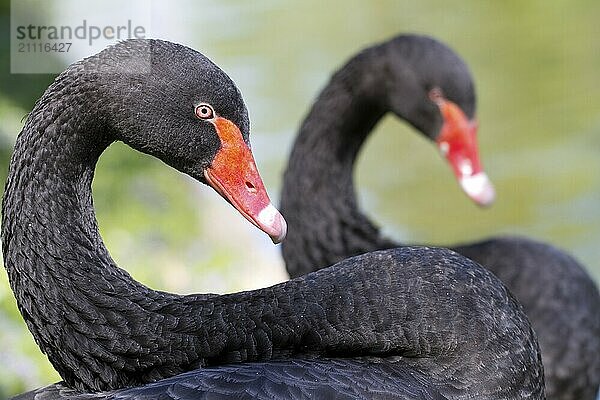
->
[204, 117, 287, 243]
[434, 100, 495, 207]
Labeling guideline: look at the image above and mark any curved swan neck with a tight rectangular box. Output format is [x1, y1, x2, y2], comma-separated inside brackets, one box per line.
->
[281, 35, 479, 279]
[281, 47, 399, 278]
[2, 75, 152, 389]
[3, 76, 112, 268]
[0, 75, 270, 391]
[0, 72, 455, 393]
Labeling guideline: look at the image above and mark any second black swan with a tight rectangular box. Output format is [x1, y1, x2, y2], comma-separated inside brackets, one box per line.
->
[2, 39, 545, 399]
[280, 34, 600, 400]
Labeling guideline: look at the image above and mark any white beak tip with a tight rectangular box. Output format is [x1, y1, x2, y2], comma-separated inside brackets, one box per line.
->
[257, 203, 287, 244]
[459, 172, 496, 207]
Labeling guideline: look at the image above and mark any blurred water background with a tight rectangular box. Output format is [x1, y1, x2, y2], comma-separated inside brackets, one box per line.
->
[0, 0, 598, 397]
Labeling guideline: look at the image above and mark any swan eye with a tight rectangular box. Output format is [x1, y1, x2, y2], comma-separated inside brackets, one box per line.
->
[195, 103, 215, 120]
[429, 87, 444, 105]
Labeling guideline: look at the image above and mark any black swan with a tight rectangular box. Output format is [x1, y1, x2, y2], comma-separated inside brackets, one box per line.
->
[3, 39, 545, 399]
[280, 34, 600, 400]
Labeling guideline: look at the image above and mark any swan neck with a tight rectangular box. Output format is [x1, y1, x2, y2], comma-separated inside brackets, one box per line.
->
[3, 94, 110, 269]
[281, 49, 397, 277]
[1, 80, 162, 390]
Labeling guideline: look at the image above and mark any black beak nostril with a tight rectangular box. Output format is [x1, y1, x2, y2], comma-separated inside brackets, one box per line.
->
[246, 181, 257, 193]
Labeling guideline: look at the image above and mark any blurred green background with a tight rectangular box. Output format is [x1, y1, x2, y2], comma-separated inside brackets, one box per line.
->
[0, 0, 599, 397]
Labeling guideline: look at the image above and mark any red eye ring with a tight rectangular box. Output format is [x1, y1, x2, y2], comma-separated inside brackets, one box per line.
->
[195, 103, 215, 120]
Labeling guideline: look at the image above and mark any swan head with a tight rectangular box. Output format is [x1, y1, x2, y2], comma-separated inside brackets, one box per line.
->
[85, 39, 286, 243]
[383, 35, 495, 207]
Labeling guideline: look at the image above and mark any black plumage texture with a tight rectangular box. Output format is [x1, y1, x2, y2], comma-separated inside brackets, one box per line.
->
[4, 38, 543, 399]
[280, 34, 600, 400]
[11, 247, 544, 399]
[8, 357, 479, 400]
